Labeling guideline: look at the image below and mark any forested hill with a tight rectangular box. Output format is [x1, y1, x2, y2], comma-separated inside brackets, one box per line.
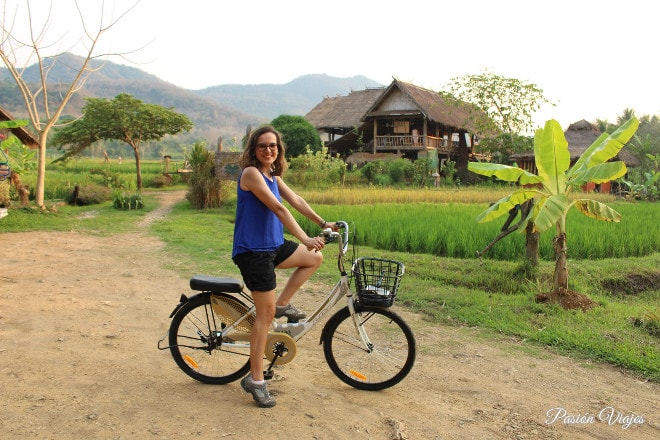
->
[0, 53, 383, 143]
[196, 74, 383, 121]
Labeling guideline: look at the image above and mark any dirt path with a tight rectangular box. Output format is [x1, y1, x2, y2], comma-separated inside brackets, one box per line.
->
[1, 191, 658, 439]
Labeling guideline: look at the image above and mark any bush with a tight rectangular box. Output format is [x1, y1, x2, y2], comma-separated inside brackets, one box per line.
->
[186, 142, 222, 209]
[67, 184, 112, 206]
[387, 158, 412, 184]
[88, 168, 124, 189]
[288, 146, 346, 187]
[150, 174, 173, 188]
[0, 180, 9, 207]
[373, 173, 392, 186]
[361, 160, 387, 183]
[112, 191, 144, 210]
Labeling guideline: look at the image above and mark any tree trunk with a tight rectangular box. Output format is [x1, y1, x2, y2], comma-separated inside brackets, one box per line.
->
[35, 132, 48, 208]
[553, 232, 569, 289]
[456, 130, 469, 174]
[525, 221, 539, 266]
[133, 147, 143, 190]
[9, 172, 30, 207]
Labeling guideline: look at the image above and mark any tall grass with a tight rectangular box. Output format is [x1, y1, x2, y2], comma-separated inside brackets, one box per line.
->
[295, 200, 659, 260]
[299, 185, 617, 205]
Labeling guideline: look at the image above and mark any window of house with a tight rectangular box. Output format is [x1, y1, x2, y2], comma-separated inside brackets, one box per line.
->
[394, 120, 409, 133]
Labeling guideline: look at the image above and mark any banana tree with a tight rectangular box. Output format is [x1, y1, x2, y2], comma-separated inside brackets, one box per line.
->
[468, 117, 639, 294]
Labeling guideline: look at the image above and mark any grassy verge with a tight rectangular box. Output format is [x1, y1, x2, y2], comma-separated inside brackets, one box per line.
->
[0, 192, 160, 235]
[397, 252, 660, 381]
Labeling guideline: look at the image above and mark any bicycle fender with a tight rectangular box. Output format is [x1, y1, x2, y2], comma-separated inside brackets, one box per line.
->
[319, 306, 350, 345]
[168, 293, 190, 318]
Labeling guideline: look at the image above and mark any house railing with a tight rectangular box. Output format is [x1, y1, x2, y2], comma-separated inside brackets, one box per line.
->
[375, 135, 452, 152]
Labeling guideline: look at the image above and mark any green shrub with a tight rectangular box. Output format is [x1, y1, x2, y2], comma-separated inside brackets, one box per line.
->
[0, 180, 9, 207]
[186, 142, 222, 209]
[387, 158, 411, 184]
[112, 191, 144, 210]
[373, 173, 392, 186]
[88, 168, 124, 189]
[67, 183, 112, 206]
[150, 174, 173, 188]
[288, 146, 346, 188]
[361, 160, 387, 183]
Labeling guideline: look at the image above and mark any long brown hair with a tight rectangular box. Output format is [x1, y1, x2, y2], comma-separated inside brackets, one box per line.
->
[239, 125, 288, 176]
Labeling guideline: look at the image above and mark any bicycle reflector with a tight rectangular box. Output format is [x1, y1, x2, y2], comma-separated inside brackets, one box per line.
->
[349, 370, 367, 381]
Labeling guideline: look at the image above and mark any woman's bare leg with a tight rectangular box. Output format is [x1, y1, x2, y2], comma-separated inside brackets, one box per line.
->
[275, 244, 323, 306]
[249, 290, 275, 381]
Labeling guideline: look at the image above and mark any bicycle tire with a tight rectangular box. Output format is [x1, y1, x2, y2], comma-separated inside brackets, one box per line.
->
[322, 305, 416, 391]
[168, 292, 251, 384]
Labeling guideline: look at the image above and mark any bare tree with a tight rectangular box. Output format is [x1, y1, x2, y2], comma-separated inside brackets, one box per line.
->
[0, 0, 141, 207]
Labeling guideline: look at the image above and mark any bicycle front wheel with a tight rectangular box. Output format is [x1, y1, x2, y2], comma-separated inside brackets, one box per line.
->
[322, 305, 416, 391]
[168, 293, 251, 384]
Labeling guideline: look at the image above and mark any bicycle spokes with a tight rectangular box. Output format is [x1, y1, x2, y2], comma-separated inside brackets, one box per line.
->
[168, 293, 251, 384]
[322, 306, 416, 391]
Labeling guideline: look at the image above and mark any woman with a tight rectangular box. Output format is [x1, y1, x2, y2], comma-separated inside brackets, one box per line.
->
[232, 125, 335, 407]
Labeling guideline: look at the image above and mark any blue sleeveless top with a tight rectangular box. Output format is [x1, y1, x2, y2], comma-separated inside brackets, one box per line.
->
[232, 170, 284, 257]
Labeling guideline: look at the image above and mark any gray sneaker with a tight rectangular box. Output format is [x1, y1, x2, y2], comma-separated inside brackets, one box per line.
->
[240, 375, 276, 408]
[275, 303, 306, 321]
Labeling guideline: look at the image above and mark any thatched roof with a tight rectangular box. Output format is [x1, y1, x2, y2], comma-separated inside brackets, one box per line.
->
[305, 88, 384, 130]
[0, 105, 40, 149]
[511, 120, 640, 167]
[564, 119, 640, 167]
[564, 119, 602, 156]
[305, 79, 492, 138]
[364, 79, 492, 135]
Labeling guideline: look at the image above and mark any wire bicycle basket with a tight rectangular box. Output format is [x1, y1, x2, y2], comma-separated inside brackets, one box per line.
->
[352, 257, 405, 307]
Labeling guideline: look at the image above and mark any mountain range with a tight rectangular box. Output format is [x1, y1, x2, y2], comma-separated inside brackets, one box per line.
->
[0, 53, 383, 144]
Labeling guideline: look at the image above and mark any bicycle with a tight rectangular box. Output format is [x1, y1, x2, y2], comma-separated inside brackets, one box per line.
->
[158, 221, 416, 391]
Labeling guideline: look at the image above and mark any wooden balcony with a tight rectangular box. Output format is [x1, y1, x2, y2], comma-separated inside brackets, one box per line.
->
[375, 135, 454, 153]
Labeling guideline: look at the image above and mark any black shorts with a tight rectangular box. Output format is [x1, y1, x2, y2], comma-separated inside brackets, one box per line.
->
[232, 239, 299, 292]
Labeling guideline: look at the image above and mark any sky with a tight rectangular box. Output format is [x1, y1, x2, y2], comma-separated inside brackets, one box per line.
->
[4, 0, 659, 130]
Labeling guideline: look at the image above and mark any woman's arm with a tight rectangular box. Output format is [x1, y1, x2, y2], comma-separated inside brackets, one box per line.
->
[278, 177, 338, 231]
[241, 168, 324, 251]
[277, 177, 326, 227]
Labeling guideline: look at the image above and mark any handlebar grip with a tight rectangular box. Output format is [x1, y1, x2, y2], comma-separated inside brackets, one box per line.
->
[320, 221, 348, 244]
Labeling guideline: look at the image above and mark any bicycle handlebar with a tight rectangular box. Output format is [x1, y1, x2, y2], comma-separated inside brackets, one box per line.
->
[322, 220, 349, 257]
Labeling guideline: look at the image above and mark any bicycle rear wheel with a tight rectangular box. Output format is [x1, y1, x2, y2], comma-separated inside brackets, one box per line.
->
[168, 293, 251, 384]
[322, 305, 415, 391]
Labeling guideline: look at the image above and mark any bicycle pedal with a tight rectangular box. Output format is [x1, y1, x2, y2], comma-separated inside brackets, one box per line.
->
[286, 318, 300, 324]
[263, 370, 274, 380]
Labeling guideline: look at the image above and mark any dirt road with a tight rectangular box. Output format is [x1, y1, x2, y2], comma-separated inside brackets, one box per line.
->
[1, 191, 657, 439]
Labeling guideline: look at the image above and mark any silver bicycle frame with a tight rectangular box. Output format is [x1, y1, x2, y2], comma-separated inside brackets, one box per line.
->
[218, 222, 372, 350]
[273, 275, 351, 340]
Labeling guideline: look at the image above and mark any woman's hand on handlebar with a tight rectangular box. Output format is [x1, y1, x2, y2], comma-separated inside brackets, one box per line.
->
[324, 221, 340, 232]
[320, 221, 342, 244]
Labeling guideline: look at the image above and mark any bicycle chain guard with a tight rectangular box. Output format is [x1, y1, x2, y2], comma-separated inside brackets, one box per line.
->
[211, 295, 254, 333]
[264, 332, 297, 365]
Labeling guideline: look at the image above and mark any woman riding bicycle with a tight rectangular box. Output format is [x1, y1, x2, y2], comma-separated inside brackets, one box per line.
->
[232, 125, 336, 407]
